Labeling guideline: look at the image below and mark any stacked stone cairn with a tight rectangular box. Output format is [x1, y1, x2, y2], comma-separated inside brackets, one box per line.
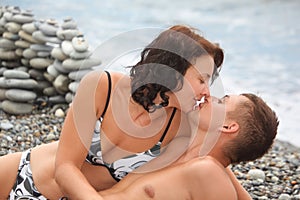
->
[0, 6, 102, 115]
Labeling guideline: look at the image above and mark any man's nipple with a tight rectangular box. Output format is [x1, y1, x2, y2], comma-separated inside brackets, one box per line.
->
[144, 185, 155, 198]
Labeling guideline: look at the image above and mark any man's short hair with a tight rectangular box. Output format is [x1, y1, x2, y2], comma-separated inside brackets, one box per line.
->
[223, 93, 279, 164]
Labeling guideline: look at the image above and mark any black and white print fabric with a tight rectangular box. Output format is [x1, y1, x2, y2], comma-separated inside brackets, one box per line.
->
[85, 120, 161, 181]
[9, 149, 47, 200]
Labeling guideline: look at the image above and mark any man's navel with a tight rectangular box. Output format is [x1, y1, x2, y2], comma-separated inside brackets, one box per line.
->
[144, 185, 155, 198]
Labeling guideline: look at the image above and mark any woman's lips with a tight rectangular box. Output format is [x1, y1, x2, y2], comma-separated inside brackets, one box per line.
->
[193, 96, 206, 110]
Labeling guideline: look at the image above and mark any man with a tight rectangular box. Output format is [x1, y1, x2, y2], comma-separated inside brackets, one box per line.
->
[0, 93, 278, 200]
[96, 94, 278, 199]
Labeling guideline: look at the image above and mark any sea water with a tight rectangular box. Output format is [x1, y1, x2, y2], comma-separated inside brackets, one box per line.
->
[1, 0, 299, 147]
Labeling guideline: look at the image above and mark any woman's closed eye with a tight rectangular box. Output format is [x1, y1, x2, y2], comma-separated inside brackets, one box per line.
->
[199, 78, 205, 84]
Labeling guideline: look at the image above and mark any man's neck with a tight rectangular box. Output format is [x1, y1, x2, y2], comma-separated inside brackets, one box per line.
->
[207, 151, 231, 168]
[175, 130, 231, 168]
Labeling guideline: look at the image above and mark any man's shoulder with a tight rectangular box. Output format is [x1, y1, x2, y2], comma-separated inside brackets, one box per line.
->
[183, 157, 238, 199]
[186, 156, 224, 172]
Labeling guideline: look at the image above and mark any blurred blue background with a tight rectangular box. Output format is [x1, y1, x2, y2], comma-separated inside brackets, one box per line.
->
[1, 0, 300, 146]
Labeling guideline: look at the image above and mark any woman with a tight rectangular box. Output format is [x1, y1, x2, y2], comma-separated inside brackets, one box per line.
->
[0, 94, 275, 200]
[0, 25, 224, 199]
[55, 24, 224, 199]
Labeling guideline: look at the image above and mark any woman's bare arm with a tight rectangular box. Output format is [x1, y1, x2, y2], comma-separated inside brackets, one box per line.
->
[55, 70, 108, 199]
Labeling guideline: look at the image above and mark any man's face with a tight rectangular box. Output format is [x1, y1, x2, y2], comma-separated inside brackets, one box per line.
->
[189, 94, 248, 156]
[198, 94, 249, 129]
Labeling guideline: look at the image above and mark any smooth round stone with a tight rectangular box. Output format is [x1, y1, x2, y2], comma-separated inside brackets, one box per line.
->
[1, 100, 33, 115]
[32, 31, 61, 44]
[0, 89, 7, 101]
[22, 22, 37, 34]
[0, 27, 5, 35]
[43, 86, 57, 96]
[4, 22, 21, 33]
[15, 48, 23, 57]
[0, 67, 7, 75]
[0, 50, 19, 60]
[68, 81, 79, 93]
[61, 40, 74, 55]
[3, 11, 13, 21]
[16, 66, 29, 72]
[62, 17, 77, 30]
[56, 29, 80, 40]
[294, 195, 300, 200]
[21, 58, 29, 66]
[5, 89, 37, 102]
[46, 18, 58, 26]
[0, 77, 38, 89]
[278, 194, 291, 200]
[55, 108, 65, 117]
[39, 22, 59, 36]
[0, 121, 14, 130]
[51, 47, 68, 61]
[20, 10, 34, 17]
[65, 92, 74, 103]
[47, 64, 60, 77]
[68, 69, 92, 81]
[30, 44, 53, 52]
[33, 20, 43, 29]
[62, 58, 102, 71]
[43, 72, 55, 82]
[3, 32, 19, 40]
[3, 70, 30, 79]
[10, 14, 34, 24]
[23, 48, 37, 59]
[1, 61, 20, 68]
[29, 58, 53, 69]
[70, 50, 92, 59]
[49, 95, 66, 104]
[72, 36, 89, 52]
[0, 38, 16, 50]
[18, 30, 41, 43]
[248, 169, 265, 181]
[15, 40, 31, 48]
[53, 74, 70, 94]
[28, 69, 45, 81]
[0, 16, 7, 27]
[52, 59, 72, 74]
[35, 80, 51, 91]
[37, 51, 51, 57]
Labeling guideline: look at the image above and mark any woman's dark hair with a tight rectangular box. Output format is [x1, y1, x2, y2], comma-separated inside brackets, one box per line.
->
[130, 25, 224, 112]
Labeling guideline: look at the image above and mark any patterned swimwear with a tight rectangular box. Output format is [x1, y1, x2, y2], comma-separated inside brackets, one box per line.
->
[8, 149, 47, 200]
[86, 71, 177, 181]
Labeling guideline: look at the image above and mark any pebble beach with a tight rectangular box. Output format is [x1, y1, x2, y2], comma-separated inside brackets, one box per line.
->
[0, 105, 299, 200]
[0, 2, 299, 199]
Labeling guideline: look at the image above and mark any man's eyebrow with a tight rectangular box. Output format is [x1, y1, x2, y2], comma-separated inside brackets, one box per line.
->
[222, 95, 229, 100]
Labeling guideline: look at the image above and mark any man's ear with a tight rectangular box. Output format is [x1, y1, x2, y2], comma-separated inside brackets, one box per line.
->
[220, 122, 239, 134]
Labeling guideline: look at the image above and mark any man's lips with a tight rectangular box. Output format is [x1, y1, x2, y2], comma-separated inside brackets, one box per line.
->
[193, 96, 207, 110]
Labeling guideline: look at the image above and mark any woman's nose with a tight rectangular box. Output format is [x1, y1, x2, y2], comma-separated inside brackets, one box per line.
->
[201, 83, 210, 98]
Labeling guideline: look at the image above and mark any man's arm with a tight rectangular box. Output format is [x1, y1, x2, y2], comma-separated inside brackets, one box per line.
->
[225, 167, 253, 200]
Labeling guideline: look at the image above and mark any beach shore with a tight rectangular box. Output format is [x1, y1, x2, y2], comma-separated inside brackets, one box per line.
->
[0, 105, 299, 199]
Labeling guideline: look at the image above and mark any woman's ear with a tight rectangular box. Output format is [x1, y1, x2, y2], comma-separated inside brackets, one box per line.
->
[219, 122, 239, 134]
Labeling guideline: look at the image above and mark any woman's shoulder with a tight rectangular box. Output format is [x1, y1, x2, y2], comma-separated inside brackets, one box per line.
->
[79, 70, 128, 87]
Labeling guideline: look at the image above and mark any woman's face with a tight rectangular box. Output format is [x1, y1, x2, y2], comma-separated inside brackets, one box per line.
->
[173, 55, 214, 113]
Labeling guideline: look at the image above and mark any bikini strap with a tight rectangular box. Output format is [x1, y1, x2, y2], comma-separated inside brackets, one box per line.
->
[159, 108, 177, 143]
[100, 71, 112, 120]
